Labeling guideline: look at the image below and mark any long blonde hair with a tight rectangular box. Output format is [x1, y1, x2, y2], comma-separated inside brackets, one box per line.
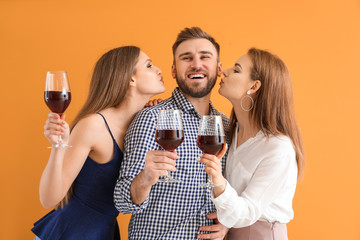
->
[56, 46, 140, 208]
[230, 48, 304, 179]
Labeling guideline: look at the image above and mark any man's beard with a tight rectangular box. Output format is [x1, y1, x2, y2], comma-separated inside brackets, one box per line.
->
[175, 71, 217, 98]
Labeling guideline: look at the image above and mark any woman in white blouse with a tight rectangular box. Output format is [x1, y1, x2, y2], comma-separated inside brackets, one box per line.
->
[199, 48, 304, 240]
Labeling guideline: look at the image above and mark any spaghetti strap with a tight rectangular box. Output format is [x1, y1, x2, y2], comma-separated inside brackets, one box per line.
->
[96, 112, 117, 143]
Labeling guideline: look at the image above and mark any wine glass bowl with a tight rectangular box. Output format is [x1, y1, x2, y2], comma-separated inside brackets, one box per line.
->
[197, 135, 225, 155]
[197, 115, 225, 188]
[44, 71, 71, 148]
[155, 110, 184, 183]
[44, 91, 71, 114]
[155, 129, 184, 151]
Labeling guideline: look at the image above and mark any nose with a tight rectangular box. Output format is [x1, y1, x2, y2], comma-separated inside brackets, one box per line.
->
[223, 68, 230, 77]
[191, 56, 202, 70]
[155, 66, 162, 75]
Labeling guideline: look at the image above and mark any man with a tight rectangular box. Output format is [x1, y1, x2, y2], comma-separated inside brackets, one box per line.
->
[114, 27, 230, 239]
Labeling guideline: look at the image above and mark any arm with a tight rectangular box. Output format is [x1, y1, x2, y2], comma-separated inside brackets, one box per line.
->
[196, 144, 228, 239]
[201, 150, 296, 228]
[114, 109, 177, 213]
[39, 113, 98, 208]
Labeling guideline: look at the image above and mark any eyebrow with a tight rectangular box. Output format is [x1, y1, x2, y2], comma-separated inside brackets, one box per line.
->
[199, 51, 213, 55]
[235, 63, 243, 70]
[145, 59, 152, 63]
[178, 51, 213, 58]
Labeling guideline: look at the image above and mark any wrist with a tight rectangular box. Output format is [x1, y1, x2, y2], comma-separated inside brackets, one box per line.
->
[213, 177, 227, 198]
[213, 174, 226, 186]
[138, 169, 154, 186]
[130, 171, 152, 205]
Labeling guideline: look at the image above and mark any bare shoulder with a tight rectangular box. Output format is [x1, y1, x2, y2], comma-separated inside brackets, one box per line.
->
[76, 113, 104, 129]
[70, 113, 106, 145]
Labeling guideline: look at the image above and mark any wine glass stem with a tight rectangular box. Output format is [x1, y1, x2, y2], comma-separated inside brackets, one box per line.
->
[209, 174, 213, 185]
[167, 170, 172, 179]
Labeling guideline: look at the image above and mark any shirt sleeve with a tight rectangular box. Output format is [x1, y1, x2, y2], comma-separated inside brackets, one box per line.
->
[212, 152, 296, 228]
[113, 109, 158, 214]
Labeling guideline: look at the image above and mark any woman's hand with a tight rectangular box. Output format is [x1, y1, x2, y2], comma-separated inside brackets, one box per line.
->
[145, 98, 163, 107]
[44, 113, 70, 145]
[198, 144, 228, 191]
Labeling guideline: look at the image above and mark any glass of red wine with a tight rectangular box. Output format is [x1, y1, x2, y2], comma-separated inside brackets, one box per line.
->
[155, 110, 184, 183]
[197, 115, 225, 188]
[44, 71, 72, 148]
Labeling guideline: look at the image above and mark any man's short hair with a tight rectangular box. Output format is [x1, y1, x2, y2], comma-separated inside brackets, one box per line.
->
[172, 27, 220, 63]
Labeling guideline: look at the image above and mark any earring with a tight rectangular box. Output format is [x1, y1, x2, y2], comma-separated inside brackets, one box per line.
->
[240, 90, 254, 112]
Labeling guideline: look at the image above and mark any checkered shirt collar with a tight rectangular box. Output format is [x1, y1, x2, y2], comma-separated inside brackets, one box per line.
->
[172, 87, 218, 116]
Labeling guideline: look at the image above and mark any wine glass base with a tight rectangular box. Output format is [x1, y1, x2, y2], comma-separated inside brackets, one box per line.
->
[48, 143, 72, 148]
[158, 176, 182, 183]
[199, 183, 223, 189]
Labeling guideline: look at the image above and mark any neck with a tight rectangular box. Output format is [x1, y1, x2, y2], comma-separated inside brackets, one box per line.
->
[233, 102, 259, 139]
[180, 89, 211, 116]
[112, 91, 151, 127]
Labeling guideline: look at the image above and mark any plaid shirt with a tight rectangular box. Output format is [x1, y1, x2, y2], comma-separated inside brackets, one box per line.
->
[114, 88, 230, 239]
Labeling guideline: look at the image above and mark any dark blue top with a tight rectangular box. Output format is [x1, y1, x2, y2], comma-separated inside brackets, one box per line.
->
[32, 113, 122, 240]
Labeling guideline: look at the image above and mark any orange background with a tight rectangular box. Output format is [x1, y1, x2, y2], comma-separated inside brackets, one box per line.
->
[1, 0, 360, 239]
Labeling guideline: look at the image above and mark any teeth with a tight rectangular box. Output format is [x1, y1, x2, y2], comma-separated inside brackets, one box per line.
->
[189, 74, 205, 79]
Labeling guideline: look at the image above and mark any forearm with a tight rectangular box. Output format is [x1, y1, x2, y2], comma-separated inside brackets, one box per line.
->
[212, 181, 260, 228]
[130, 170, 153, 205]
[39, 148, 67, 208]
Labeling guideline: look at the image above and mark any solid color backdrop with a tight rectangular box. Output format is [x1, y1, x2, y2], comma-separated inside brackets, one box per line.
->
[1, 0, 359, 239]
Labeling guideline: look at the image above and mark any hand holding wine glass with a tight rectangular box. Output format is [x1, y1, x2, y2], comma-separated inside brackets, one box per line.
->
[155, 110, 184, 183]
[198, 143, 228, 192]
[197, 115, 225, 188]
[44, 71, 71, 148]
[44, 112, 70, 145]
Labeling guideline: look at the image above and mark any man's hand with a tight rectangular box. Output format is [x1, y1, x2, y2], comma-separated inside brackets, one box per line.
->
[130, 150, 178, 205]
[141, 150, 178, 186]
[197, 212, 229, 240]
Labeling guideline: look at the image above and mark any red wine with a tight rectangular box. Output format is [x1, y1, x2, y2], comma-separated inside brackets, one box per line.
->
[155, 129, 184, 151]
[197, 135, 225, 155]
[44, 91, 71, 114]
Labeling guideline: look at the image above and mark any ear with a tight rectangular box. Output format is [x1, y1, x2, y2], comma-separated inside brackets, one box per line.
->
[217, 62, 223, 77]
[249, 80, 261, 94]
[129, 77, 136, 87]
[171, 65, 176, 78]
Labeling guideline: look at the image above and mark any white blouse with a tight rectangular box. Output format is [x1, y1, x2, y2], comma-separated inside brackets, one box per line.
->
[212, 126, 298, 228]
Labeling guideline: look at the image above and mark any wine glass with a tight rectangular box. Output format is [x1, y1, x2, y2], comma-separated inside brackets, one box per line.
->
[155, 110, 184, 183]
[197, 115, 225, 188]
[44, 71, 72, 148]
